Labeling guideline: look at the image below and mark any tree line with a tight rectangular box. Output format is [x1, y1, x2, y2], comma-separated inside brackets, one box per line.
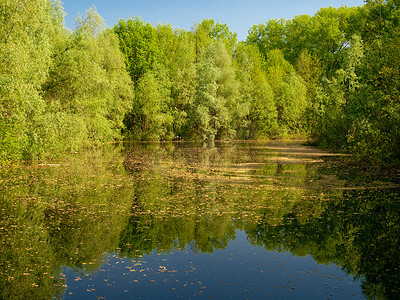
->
[1, 0, 399, 164]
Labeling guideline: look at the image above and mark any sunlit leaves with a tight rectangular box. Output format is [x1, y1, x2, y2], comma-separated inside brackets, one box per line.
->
[0, 0, 55, 162]
[0, 2, 133, 163]
[263, 50, 307, 132]
[127, 67, 173, 140]
[192, 19, 238, 56]
[189, 42, 239, 141]
[113, 17, 160, 85]
[234, 43, 277, 139]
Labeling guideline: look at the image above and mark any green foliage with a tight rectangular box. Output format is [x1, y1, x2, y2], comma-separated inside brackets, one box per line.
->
[41, 8, 133, 153]
[156, 26, 197, 138]
[191, 46, 220, 140]
[304, 6, 355, 76]
[309, 1, 400, 161]
[247, 6, 361, 75]
[234, 43, 278, 138]
[190, 42, 239, 141]
[192, 19, 238, 60]
[1, 0, 399, 163]
[245, 1, 400, 161]
[0, 0, 54, 162]
[247, 19, 288, 60]
[264, 50, 307, 132]
[295, 51, 322, 97]
[0, 3, 133, 164]
[125, 67, 173, 140]
[113, 17, 159, 85]
[277, 72, 307, 131]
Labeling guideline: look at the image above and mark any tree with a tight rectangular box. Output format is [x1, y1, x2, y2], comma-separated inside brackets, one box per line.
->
[344, 0, 400, 161]
[295, 51, 323, 134]
[192, 19, 238, 60]
[246, 19, 287, 61]
[113, 17, 160, 85]
[247, 7, 360, 77]
[155, 25, 197, 138]
[190, 42, 238, 141]
[126, 66, 173, 140]
[0, 0, 56, 162]
[234, 43, 278, 139]
[264, 49, 307, 132]
[191, 47, 220, 141]
[40, 7, 133, 155]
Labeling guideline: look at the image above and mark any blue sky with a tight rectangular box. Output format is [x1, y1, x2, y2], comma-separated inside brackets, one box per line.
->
[62, 0, 365, 40]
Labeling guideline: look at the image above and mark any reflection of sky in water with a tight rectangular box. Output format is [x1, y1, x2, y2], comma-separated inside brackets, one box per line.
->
[63, 230, 363, 299]
[3, 141, 397, 299]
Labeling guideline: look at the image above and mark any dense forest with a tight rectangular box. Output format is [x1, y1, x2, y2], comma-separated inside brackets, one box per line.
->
[1, 0, 399, 164]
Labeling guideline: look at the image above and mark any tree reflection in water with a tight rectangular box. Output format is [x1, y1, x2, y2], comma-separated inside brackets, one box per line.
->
[0, 141, 399, 299]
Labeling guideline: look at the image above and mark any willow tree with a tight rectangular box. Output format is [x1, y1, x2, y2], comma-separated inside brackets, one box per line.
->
[190, 42, 239, 141]
[234, 43, 278, 139]
[192, 19, 238, 61]
[264, 49, 307, 133]
[41, 7, 133, 154]
[126, 66, 173, 141]
[155, 25, 197, 138]
[0, 0, 57, 162]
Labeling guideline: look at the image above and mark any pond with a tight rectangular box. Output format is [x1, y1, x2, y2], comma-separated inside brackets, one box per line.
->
[0, 141, 399, 299]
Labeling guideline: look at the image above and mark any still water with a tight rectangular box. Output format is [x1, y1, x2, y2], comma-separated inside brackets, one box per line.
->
[0, 141, 399, 299]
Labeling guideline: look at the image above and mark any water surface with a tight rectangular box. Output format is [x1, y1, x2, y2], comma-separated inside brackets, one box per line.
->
[0, 141, 399, 299]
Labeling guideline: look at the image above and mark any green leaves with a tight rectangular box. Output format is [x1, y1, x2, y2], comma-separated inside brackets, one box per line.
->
[114, 17, 160, 85]
[0, 3, 133, 163]
[234, 43, 277, 139]
[2, 0, 399, 164]
[190, 42, 238, 141]
[0, 0, 55, 162]
[128, 67, 173, 141]
[264, 50, 306, 132]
